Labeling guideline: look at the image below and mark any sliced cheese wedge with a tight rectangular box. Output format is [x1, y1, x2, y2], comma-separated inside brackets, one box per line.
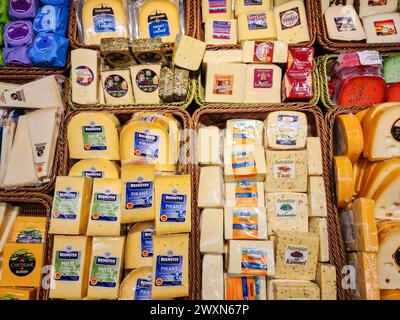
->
[373, 167, 400, 220]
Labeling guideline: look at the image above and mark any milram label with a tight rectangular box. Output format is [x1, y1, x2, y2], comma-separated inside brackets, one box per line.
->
[155, 253, 183, 287]
[52, 187, 79, 220]
[276, 198, 297, 218]
[284, 244, 309, 266]
[125, 178, 153, 210]
[90, 253, 120, 288]
[54, 247, 81, 282]
[91, 190, 119, 222]
[160, 192, 187, 223]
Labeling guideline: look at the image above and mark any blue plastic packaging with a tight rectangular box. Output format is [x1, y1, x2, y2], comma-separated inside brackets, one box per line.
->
[33, 5, 69, 36]
[28, 32, 69, 67]
[40, 0, 70, 7]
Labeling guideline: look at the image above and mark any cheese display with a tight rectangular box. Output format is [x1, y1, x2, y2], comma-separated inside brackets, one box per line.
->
[200, 209, 224, 253]
[68, 159, 120, 179]
[202, 254, 224, 300]
[125, 222, 154, 269]
[119, 267, 152, 300]
[198, 166, 224, 208]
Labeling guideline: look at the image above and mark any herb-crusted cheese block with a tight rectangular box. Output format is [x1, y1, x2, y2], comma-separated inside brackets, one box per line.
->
[308, 176, 328, 217]
[309, 217, 330, 262]
[268, 279, 320, 300]
[383, 55, 400, 84]
[316, 263, 337, 300]
[275, 231, 319, 281]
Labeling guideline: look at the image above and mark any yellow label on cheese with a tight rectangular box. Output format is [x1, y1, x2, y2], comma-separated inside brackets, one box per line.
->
[10, 216, 46, 244]
[125, 222, 154, 269]
[68, 159, 120, 179]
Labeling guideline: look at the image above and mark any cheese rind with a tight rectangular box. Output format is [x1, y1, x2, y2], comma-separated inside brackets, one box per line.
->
[307, 137, 323, 176]
[333, 156, 354, 208]
[335, 114, 364, 163]
[69, 159, 120, 179]
[353, 198, 378, 252]
[224, 207, 268, 240]
[198, 166, 224, 208]
[119, 267, 152, 300]
[125, 222, 154, 269]
[316, 263, 337, 300]
[202, 254, 224, 300]
[373, 167, 400, 220]
[309, 217, 330, 262]
[200, 209, 224, 253]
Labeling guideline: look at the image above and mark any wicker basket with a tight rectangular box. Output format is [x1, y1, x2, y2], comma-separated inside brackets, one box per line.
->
[315, 0, 400, 53]
[0, 74, 70, 194]
[192, 103, 348, 300]
[0, 192, 53, 300]
[62, 107, 198, 300]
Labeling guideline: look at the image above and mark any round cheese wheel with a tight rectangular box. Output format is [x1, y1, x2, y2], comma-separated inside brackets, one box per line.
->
[335, 114, 364, 163]
[333, 156, 354, 208]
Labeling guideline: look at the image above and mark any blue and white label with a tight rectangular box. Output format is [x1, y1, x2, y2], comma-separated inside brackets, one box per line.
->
[148, 13, 170, 38]
[134, 132, 160, 159]
[134, 278, 152, 300]
[160, 193, 187, 223]
[154, 255, 183, 287]
[276, 114, 299, 146]
[212, 21, 231, 39]
[34, 5, 56, 33]
[125, 180, 153, 210]
[141, 229, 154, 258]
[93, 7, 116, 33]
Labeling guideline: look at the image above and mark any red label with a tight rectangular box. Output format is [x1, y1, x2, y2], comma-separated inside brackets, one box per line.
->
[374, 19, 397, 36]
[213, 74, 233, 95]
[253, 69, 273, 88]
[253, 41, 274, 63]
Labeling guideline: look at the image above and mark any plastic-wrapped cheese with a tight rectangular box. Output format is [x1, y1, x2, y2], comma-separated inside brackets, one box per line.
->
[224, 207, 268, 240]
[225, 181, 264, 207]
[225, 119, 264, 146]
[125, 222, 154, 269]
[362, 13, 400, 43]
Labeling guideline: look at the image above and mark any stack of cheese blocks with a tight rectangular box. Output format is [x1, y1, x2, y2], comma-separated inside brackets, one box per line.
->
[333, 104, 400, 300]
[197, 111, 337, 300]
[323, 0, 400, 43]
[47, 111, 191, 300]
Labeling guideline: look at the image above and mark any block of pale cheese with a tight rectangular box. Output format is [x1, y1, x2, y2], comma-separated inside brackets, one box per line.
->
[129, 65, 161, 104]
[363, 13, 400, 43]
[202, 254, 224, 300]
[309, 217, 330, 262]
[125, 221, 154, 269]
[0, 204, 18, 254]
[358, 0, 398, 19]
[264, 111, 308, 150]
[266, 192, 308, 234]
[227, 240, 275, 276]
[265, 150, 308, 192]
[101, 70, 134, 105]
[201, 0, 233, 22]
[205, 19, 238, 45]
[71, 49, 99, 105]
[316, 263, 337, 300]
[274, 0, 310, 44]
[225, 275, 267, 300]
[87, 236, 125, 300]
[152, 233, 189, 299]
[0, 288, 36, 300]
[225, 181, 264, 207]
[324, 5, 366, 41]
[225, 119, 264, 146]
[197, 126, 222, 165]
[352, 198, 378, 252]
[320, 0, 355, 13]
[173, 35, 206, 71]
[275, 231, 319, 281]
[202, 50, 243, 71]
[307, 137, 323, 176]
[308, 176, 328, 218]
[119, 267, 152, 300]
[200, 209, 224, 253]
[205, 63, 247, 103]
[224, 145, 267, 182]
[49, 236, 92, 299]
[155, 175, 191, 234]
[237, 11, 277, 42]
[86, 178, 122, 237]
[198, 166, 224, 208]
[241, 40, 288, 63]
[49, 176, 93, 235]
[69, 159, 120, 179]
[224, 207, 268, 240]
[235, 0, 271, 17]
[267, 279, 320, 300]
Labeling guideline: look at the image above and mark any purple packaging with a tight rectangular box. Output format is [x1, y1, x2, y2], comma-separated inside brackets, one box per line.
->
[8, 0, 39, 20]
[4, 46, 33, 66]
[4, 20, 34, 47]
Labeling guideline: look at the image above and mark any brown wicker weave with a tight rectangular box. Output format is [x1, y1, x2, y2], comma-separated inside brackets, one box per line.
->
[0, 192, 53, 300]
[62, 107, 198, 300]
[316, 0, 400, 53]
[192, 103, 348, 300]
[0, 75, 70, 195]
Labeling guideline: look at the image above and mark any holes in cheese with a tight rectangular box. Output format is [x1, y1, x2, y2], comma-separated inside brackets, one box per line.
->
[373, 167, 400, 220]
[119, 267, 152, 300]
[125, 222, 154, 269]
[68, 159, 120, 179]
[333, 156, 354, 208]
[334, 114, 364, 163]
[173, 35, 207, 71]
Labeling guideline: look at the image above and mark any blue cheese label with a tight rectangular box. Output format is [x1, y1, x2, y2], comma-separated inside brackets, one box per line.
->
[276, 114, 299, 146]
[52, 188, 79, 220]
[247, 13, 267, 30]
[159, 192, 187, 223]
[54, 247, 81, 282]
[89, 253, 120, 288]
[154, 254, 183, 286]
[83, 167, 104, 179]
[212, 21, 232, 39]
[284, 245, 308, 266]
[148, 13, 170, 38]
[125, 179, 153, 210]
[134, 131, 160, 159]
[93, 7, 116, 33]
[141, 228, 154, 258]
[134, 277, 152, 300]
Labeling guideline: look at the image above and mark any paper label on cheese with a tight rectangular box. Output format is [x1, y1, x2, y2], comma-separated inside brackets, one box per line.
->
[392, 119, 400, 141]
[54, 249, 81, 282]
[276, 198, 297, 218]
[253, 69, 273, 88]
[104, 74, 129, 98]
[356, 51, 382, 65]
[93, 7, 116, 33]
[213, 75, 234, 95]
[284, 245, 308, 266]
[52, 189, 79, 220]
[75, 66, 95, 86]
[244, 0, 263, 5]
[276, 114, 299, 146]
[208, 0, 228, 13]
[89, 255, 120, 288]
[232, 151, 257, 177]
[241, 248, 268, 275]
[160, 193, 187, 223]
[234, 181, 259, 206]
[212, 21, 232, 39]
[83, 167, 104, 179]
[369, 0, 387, 5]
[15, 228, 43, 244]
[155, 255, 183, 286]
[253, 41, 274, 63]
[334, 17, 357, 32]
[82, 124, 107, 151]
[247, 13, 267, 30]
[125, 180, 153, 210]
[134, 132, 160, 159]
[279, 7, 301, 30]
[374, 19, 397, 36]
[135, 69, 159, 93]
[273, 160, 296, 179]
[90, 192, 120, 222]
[135, 278, 152, 300]
[148, 13, 170, 38]
[233, 122, 256, 144]
[232, 209, 259, 239]
[226, 276, 262, 300]
[341, 208, 356, 244]
[141, 229, 154, 258]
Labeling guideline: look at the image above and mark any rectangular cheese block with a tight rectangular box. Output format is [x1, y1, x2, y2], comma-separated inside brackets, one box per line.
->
[309, 217, 330, 262]
[224, 207, 268, 240]
[235, 0, 271, 17]
[205, 19, 238, 45]
[362, 13, 400, 43]
[308, 176, 328, 217]
[383, 54, 400, 84]
[225, 275, 266, 300]
[0, 287, 36, 300]
[9, 216, 46, 243]
[202, 50, 243, 71]
[268, 279, 320, 300]
[244, 64, 282, 103]
[353, 198, 378, 252]
[197, 126, 222, 165]
[275, 231, 319, 281]
[86, 178, 122, 236]
[347, 252, 380, 300]
[225, 119, 264, 146]
[101, 70, 135, 105]
[155, 175, 191, 234]
[241, 40, 288, 63]
[129, 65, 161, 104]
[359, 0, 398, 19]
[49, 176, 93, 235]
[125, 221, 154, 269]
[321, 0, 355, 13]
[71, 49, 99, 105]
[173, 35, 206, 71]
[201, 0, 233, 22]
[224, 145, 267, 182]
[198, 166, 224, 208]
[49, 236, 92, 299]
[307, 137, 323, 176]
[264, 150, 308, 192]
[202, 254, 224, 300]
[87, 237, 125, 300]
[205, 63, 246, 103]
[316, 263, 337, 300]
[324, 5, 366, 41]
[152, 233, 189, 299]
[237, 11, 277, 42]
[121, 164, 155, 224]
[274, 0, 310, 44]
[227, 240, 275, 276]
[0, 204, 19, 254]
[225, 181, 264, 207]
[266, 192, 308, 235]
[200, 209, 224, 253]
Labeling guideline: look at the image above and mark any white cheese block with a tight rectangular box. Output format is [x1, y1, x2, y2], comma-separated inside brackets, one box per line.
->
[225, 181, 264, 207]
[200, 209, 224, 254]
[225, 119, 264, 146]
[308, 176, 328, 217]
[201, 0, 233, 22]
[205, 19, 238, 45]
[101, 70, 135, 105]
[358, 0, 398, 19]
[324, 5, 366, 41]
[0, 119, 16, 184]
[307, 137, 323, 176]
[363, 13, 400, 43]
[316, 263, 337, 300]
[241, 40, 288, 64]
[0, 82, 18, 91]
[309, 217, 330, 262]
[224, 207, 268, 240]
[197, 126, 222, 166]
[198, 166, 224, 208]
[235, 0, 271, 17]
[202, 254, 224, 300]
[268, 279, 320, 300]
[321, 0, 355, 13]
[202, 50, 243, 71]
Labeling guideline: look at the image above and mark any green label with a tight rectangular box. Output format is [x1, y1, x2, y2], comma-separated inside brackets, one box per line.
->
[89, 255, 120, 288]
[90, 193, 120, 222]
[52, 190, 79, 220]
[54, 250, 81, 282]
[82, 125, 107, 151]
